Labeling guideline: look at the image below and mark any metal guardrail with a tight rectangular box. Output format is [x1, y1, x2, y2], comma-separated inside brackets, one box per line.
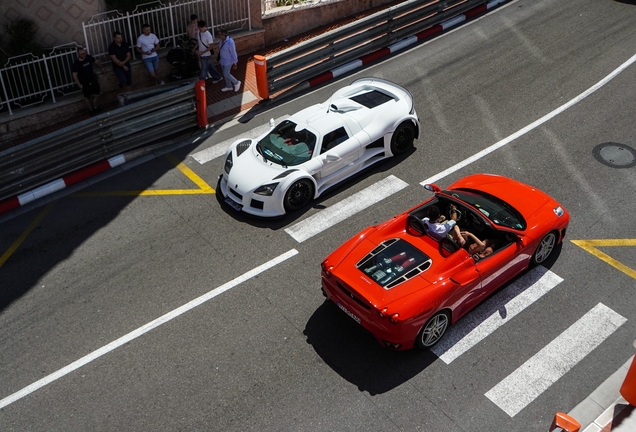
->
[265, 0, 487, 93]
[0, 80, 198, 202]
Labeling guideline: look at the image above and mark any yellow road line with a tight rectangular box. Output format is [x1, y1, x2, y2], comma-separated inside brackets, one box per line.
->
[71, 153, 215, 197]
[0, 202, 55, 269]
[571, 239, 636, 281]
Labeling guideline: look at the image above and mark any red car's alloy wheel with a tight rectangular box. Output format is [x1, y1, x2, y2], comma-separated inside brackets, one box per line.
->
[417, 311, 450, 348]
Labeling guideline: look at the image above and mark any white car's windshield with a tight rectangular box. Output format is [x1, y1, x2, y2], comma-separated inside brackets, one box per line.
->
[256, 120, 316, 166]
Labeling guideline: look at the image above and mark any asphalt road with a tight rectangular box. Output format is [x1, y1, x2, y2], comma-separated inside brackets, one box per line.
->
[2, 0, 636, 430]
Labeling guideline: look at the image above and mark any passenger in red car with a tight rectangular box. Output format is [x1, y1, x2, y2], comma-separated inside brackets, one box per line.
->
[461, 231, 496, 259]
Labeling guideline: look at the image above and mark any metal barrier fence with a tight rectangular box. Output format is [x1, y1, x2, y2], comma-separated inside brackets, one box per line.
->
[0, 81, 198, 203]
[0, 45, 80, 116]
[83, 0, 251, 62]
[265, 0, 489, 93]
[0, 0, 250, 116]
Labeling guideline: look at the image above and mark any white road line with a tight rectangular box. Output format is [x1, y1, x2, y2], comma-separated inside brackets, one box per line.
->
[0, 249, 299, 409]
[432, 266, 563, 364]
[191, 115, 290, 164]
[285, 175, 409, 243]
[421, 51, 636, 185]
[485, 303, 627, 417]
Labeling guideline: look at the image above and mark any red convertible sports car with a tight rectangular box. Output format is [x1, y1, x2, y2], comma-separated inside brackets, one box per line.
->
[320, 174, 569, 350]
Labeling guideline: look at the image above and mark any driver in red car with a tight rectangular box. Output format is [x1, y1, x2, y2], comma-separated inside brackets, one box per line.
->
[422, 205, 465, 246]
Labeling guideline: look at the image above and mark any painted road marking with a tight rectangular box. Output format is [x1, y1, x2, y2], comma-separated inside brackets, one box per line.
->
[192, 115, 290, 164]
[285, 175, 408, 243]
[0, 249, 298, 409]
[0, 203, 55, 269]
[71, 154, 214, 197]
[421, 51, 636, 185]
[432, 266, 563, 364]
[485, 303, 626, 417]
[571, 239, 636, 281]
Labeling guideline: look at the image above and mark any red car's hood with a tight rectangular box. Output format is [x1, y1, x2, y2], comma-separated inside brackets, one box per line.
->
[447, 174, 555, 220]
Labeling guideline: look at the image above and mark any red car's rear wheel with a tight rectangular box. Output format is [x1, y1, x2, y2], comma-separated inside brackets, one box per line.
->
[415, 310, 450, 349]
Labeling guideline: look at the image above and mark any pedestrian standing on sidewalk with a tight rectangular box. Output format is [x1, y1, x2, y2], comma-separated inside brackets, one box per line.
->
[136, 23, 163, 85]
[108, 31, 132, 90]
[216, 28, 241, 92]
[195, 20, 223, 83]
[72, 47, 105, 115]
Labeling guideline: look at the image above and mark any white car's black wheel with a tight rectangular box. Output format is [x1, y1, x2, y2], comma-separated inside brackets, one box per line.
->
[390, 122, 416, 155]
[531, 231, 557, 265]
[415, 310, 450, 349]
[283, 179, 313, 212]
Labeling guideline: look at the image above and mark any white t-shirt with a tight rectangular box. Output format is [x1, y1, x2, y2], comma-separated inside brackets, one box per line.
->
[422, 217, 455, 239]
[197, 30, 214, 57]
[136, 33, 159, 59]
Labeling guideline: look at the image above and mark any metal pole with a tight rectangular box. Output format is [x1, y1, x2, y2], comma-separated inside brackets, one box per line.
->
[127, 12, 136, 60]
[42, 54, 57, 104]
[0, 69, 13, 116]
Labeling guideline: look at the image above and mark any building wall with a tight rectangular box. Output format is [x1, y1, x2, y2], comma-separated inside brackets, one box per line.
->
[0, 0, 106, 49]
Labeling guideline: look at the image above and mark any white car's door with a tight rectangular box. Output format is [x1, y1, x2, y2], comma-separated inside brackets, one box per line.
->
[316, 126, 362, 179]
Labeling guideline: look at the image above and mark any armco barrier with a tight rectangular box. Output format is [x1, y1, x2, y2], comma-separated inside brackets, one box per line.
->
[263, 0, 508, 95]
[0, 80, 198, 204]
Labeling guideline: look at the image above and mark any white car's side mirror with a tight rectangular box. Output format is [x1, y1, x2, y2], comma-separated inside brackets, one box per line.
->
[326, 153, 340, 161]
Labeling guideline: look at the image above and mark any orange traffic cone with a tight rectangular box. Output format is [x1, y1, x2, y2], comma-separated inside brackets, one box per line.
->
[620, 342, 636, 405]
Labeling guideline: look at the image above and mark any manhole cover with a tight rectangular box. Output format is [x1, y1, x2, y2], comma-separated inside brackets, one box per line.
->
[592, 143, 636, 168]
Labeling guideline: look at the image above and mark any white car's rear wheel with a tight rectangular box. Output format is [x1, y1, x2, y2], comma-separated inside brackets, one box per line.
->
[283, 179, 313, 212]
[391, 122, 416, 155]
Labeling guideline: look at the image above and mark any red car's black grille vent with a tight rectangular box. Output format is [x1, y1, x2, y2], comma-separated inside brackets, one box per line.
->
[385, 259, 432, 289]
[336, 281, 371, 310]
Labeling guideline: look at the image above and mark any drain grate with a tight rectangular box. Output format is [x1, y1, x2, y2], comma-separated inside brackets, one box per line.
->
[592, 142, 636, 168]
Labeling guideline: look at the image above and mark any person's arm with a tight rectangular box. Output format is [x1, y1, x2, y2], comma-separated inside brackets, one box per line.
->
[94, 58, 106, 73]
[462, 231, 485, 251]
[229, 38, 238, 67]
[72, 71, 82, 88]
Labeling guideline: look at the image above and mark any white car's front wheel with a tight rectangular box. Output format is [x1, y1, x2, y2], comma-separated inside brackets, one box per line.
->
[283, 179, 313, 213]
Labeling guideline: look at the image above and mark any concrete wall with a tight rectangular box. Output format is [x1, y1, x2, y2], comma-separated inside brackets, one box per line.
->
[262, 0, 398, 46]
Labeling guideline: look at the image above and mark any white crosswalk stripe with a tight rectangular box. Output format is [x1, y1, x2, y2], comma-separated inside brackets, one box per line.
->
[485, 303, 626, 417]
[192, 115, 289, 164]
[284, 175, 408, 243]
[432, 266, 563, 364]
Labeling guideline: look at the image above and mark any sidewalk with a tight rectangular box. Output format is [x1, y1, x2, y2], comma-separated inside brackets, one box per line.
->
[567, 355, 635, 431]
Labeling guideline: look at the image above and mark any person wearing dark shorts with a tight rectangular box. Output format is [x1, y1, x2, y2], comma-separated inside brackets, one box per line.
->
[72, 47, 105, 114]
[108, 31, 132, 89]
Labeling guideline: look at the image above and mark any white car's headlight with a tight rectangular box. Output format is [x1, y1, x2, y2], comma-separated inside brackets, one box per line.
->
[224, 152, 233, 174]
[254, 183, 279, 196]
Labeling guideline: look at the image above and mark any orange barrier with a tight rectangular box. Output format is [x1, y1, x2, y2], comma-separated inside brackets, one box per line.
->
[549, 412, 580, 432]
[195, 79, 207, 127]
[253, 55, 269, 99]
[620, 346, 636, 405]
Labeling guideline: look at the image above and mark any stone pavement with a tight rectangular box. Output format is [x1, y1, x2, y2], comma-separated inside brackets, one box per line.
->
[568, 354, 635, 432]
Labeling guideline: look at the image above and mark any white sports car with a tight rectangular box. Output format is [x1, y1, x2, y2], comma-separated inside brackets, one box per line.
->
[218, 77, 420, 217]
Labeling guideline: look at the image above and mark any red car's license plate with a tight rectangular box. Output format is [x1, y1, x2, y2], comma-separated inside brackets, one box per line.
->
[337, 303, 361, 324]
